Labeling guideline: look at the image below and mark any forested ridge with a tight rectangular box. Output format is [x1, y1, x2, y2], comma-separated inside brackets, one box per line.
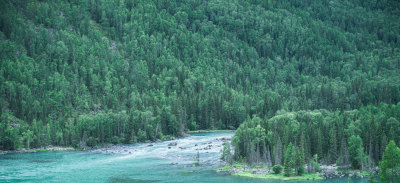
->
[1, 0, 400, 152]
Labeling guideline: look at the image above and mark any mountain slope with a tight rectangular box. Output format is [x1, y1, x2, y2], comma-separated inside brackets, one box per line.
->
[0, 0, 400, 150]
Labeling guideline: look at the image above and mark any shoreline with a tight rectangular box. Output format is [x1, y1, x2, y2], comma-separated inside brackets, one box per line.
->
[215, 164, 323, 181]
[233, 171, 324, 181]
[0, 146, 76, 155]
[215, 163, 374, 181]
[187, 130, 235, 133]
[0, 132, 183, 155]
[0, 131, 232, 155]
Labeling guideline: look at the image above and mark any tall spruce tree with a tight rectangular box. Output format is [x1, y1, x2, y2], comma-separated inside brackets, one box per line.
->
[348, 135, 364, 169]
[284, 143, 295, 177]
[379, 140, 400, 183]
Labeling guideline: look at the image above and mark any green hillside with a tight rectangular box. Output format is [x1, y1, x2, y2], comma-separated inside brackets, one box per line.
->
[1, 0, 400, 151]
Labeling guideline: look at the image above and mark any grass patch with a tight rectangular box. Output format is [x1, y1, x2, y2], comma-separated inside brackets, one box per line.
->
[215, 162, 247, 171]
[234, 171, 324, 181]
[215, 164, 233, 171]
[253, 164, 269, 170]
[38, 149, 50, 152]
[360, 171, 371, 177]
[233, 162, 244, 169]
[215, 161, 323, 181]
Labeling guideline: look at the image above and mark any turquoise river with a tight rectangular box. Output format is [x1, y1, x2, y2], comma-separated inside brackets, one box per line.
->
[0, 133, 369, 183]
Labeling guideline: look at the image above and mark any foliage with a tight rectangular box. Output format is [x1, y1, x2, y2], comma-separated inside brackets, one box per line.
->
[311, 154, 320, 173]
[232, 105, 400, 170]
[272, 164, 283, 174]
[284, 142, 296, 177]
[221, 142, 233, 165]
[1, 0, 400, 151]
[368, 173, 377, 183]
[348, 135, 365, 169]
[295, 139, 306, 175]
[297, 167, 305, 176]
[378, 140, 400, 183]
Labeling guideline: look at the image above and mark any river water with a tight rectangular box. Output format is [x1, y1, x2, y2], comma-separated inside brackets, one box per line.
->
[0, 133, 368, 183]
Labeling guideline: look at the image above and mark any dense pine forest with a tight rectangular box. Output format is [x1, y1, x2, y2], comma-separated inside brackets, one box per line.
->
[1, 0, 400, 168]
[231, 104, 400, 171]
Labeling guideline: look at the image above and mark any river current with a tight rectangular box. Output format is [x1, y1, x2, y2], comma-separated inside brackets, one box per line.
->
[0, 133, 368, 183]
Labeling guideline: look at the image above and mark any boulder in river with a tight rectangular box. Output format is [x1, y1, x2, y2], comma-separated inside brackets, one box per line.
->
[168, 142, 177, 146]
[220, 137, 232, 141]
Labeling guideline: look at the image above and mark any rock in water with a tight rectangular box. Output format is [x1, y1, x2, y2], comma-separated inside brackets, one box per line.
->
[168, 142, 177, 146]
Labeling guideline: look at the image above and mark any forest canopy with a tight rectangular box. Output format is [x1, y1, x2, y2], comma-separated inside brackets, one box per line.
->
[232, 103, 400, 169]
[1, 0, 400, 151]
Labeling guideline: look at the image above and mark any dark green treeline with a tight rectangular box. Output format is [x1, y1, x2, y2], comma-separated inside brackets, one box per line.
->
[1, 0, 400, 150]
[232, 103, 400, 169]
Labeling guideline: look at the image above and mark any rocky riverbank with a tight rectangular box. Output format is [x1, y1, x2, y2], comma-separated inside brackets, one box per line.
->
[187, 130, 235, 133]
[216, 164, 323, 181]
[319, 165, 378, 179]
[88, 136, 232, 155]
[0, 132, 232, 156]
[0, 146, 75, 155]
[216, 163, 376, 180]
[0, 134, 185, 155]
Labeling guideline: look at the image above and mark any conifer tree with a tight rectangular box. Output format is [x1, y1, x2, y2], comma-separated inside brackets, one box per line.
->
[348, 135, 364, 169]
[284, 143, 295, 177]
[329, 125, 338, 163]
[379, 140, 400, 183]
[296, 144, 306, 175]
